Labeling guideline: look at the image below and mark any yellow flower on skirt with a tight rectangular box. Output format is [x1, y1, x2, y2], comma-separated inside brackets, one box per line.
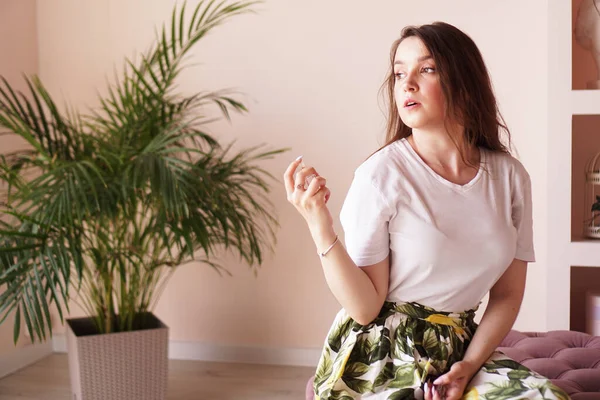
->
[325, 344, 353, 388]
[423, 314, 457, 326]
[462, 387, 479, 400]
[424, 314, 466, 336]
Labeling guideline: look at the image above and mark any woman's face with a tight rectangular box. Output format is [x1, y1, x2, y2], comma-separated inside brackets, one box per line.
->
[393, 36, 446, 130]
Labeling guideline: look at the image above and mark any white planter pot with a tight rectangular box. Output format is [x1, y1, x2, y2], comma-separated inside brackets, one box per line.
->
[66, 313, 168, 400]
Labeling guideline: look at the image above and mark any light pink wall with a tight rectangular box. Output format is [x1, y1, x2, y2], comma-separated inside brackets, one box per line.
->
[0, 1, 38, 93]
[36, 0, 551, 351]
[0, 0, 38, 355]
[572, 0, 599, 89]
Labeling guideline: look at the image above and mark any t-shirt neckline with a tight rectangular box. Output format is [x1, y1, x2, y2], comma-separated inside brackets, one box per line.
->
[399, 137, 484, 192]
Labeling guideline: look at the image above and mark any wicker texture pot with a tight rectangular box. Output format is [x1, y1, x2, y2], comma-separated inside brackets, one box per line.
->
[66, 313, 168, 400]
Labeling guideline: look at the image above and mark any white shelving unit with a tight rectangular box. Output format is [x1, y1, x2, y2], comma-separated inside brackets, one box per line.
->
[547, 0, 577, 331]
[572, 90, 600, 115]
[550, 1, 600, 332]
[570, 241, 600, 267]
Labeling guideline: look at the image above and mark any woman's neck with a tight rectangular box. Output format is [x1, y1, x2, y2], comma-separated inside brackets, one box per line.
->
[407, 129, 480, 177]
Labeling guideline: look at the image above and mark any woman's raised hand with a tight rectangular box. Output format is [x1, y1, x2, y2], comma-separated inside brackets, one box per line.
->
[284, 156, 333, 234]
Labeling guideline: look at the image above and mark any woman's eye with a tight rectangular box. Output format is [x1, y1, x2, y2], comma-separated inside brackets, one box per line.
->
[423, 67, 435, 73]
[394, 72, 405, 79]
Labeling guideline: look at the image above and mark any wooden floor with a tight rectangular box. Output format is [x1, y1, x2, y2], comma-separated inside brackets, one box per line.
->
[0, 354, 315, 400]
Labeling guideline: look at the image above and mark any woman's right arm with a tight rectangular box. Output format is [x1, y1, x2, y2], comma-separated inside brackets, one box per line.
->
[317, 235, 390, 325]
[284, 157, 390, 325]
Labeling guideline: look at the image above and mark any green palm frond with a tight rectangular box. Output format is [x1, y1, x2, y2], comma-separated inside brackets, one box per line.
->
[0, 217, 82, 343]
[0, 0, 285, 344]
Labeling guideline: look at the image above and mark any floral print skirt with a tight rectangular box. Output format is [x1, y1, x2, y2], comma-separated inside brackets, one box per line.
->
[313, 301, 570, 400]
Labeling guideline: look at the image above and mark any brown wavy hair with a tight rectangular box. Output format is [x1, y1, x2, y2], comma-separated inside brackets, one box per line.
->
[377, 22, 511, 166]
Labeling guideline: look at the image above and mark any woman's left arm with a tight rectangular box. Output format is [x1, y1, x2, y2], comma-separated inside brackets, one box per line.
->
[460, 257, 527, 376]
[428, 258, 527, 399]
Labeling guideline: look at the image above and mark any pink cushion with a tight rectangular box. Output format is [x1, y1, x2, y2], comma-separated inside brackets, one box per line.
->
[306, 375, 314, 400]
[305, 330, 600, 400]
[498, 330, 600, 399]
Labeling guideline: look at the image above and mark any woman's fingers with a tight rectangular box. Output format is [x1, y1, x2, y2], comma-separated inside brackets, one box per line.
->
[294, 167, 318, 192]
[305, 176, 326, 196]
[323, 187, 331, 204]
[306, 180, 330, 208]
[432, 385, 443, 400]
[284, 157, 332, 212]
[424, 383, 432, 400]
[283, 156, 304, 196]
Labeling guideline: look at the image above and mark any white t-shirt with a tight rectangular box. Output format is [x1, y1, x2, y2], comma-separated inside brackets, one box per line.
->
[339, 137, 535, 312]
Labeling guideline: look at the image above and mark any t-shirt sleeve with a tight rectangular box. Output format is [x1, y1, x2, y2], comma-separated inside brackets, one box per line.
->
[512, 170, 535, 262]
[339, 169, 394, 267]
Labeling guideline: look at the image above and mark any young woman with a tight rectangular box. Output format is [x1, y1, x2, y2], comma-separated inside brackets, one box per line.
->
[284, 22, 570, 400]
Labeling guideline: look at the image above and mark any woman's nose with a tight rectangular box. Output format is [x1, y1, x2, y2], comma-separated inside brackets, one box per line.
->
[402, 75, 418, 93]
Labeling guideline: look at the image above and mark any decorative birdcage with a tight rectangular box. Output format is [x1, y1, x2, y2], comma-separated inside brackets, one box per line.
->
[584, 152, 600, 238]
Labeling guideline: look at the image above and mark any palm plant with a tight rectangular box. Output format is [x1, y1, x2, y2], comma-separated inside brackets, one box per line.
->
[0, 0, 285, 344]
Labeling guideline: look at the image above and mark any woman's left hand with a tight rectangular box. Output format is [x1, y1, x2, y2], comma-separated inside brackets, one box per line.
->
[425, 361, 477, 400]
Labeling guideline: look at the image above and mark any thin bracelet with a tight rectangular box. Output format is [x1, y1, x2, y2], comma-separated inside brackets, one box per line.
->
[318, 235, 339, 258]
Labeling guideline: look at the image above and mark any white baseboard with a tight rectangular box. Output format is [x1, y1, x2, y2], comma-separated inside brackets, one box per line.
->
[52, 334, 320, 367]
[0, 341, 53, 379]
